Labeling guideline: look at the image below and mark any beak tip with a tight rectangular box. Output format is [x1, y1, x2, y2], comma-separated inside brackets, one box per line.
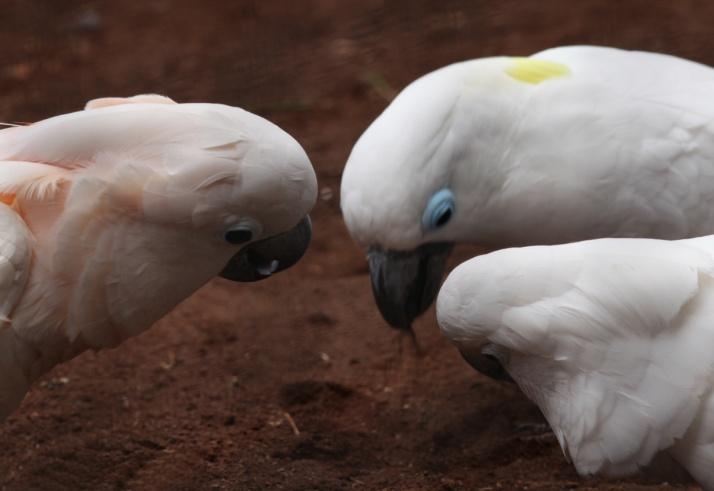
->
[388, 318, 413, 331]
[368, 242, 454, 331]
[459, 348, 513, 382]
[388, 322, 413, 332]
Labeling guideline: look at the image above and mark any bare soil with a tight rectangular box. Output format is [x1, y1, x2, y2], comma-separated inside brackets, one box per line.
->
[0, 1, 710, 489]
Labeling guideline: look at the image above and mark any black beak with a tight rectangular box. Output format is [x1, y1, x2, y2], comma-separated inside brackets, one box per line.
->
[220, 216, 312, 282]
[367, 242, 453, 330]
[458, 344, 513, 382]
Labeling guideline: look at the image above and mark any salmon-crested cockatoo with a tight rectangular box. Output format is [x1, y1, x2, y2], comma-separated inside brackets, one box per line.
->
[340, 45, 714, 338]
[436, 236, 714, 488]
[0, 94, 317, 420]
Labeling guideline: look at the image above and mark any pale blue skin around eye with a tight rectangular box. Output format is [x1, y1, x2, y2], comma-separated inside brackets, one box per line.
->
[421, 188, 455, 232]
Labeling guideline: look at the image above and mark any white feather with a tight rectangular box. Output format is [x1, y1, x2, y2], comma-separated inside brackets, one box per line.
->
[437, 236, 714, 488]
[0, 161, 67, 202]
[341, 46, 714, 250]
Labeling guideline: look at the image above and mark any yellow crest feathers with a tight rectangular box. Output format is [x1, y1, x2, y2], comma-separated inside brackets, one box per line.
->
[505, 58, 570, 84]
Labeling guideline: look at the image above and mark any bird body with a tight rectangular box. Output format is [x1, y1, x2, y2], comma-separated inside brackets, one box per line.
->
[0, 95, 317, 419]
[340, 45, 714, 329]
[437, 235, 714, 488]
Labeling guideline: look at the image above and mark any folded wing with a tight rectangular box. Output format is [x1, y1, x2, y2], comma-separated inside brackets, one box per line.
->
[488, 239, 714, 477]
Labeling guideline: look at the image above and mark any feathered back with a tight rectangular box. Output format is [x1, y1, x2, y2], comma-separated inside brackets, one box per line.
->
[438, 237, 714, 483]
[0, 95, 261, 205]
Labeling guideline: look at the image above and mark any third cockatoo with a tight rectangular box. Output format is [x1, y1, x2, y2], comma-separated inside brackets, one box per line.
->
[340, 45, 714, 337]
[0, 94, 317, 420]
[436, 236, 714, 489]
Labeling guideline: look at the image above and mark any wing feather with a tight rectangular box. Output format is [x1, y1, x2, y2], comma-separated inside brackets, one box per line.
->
[487, 240, 714, 476]
[439, 237, 714, 481]
[0, 203, 32, 419]
[0, 160, 68, 203]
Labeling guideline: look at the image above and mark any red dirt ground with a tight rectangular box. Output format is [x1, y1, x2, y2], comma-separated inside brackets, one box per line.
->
[0, 1, 711, 489]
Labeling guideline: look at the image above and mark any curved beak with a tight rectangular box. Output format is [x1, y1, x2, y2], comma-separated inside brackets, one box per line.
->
[367, 242, 453, 330]
[458, 344, 513, 382]
[220, 216, 312, 282]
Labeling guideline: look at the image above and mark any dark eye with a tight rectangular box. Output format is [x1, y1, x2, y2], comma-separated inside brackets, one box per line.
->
[422, 188, 455, 231]
[435, 207, 452, 227]
[224, 227, 253, 245]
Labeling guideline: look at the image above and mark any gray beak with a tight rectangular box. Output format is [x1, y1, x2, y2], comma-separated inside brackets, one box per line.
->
[458, 344, 513, 382]
[220, 216, 312, 282]
[367, 242, 453, 330]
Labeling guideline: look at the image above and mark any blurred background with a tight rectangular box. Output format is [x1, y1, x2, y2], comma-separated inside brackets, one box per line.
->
[0, 1, 709, 489]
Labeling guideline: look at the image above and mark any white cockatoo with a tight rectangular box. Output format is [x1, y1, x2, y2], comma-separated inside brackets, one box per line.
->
[341, 45, 714, 333]
[0, 94, 317, 420]
[436, 236, 714, 488]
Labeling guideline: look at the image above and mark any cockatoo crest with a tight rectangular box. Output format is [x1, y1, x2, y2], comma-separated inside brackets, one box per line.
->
[0, 95, 177, 206]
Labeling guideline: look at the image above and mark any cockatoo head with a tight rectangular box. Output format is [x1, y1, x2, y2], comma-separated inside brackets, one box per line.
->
[0, 95, 317, 337]
[435, 249, 523, 381]
[341, 56, 569, 330]
[101, 98, 319, 282]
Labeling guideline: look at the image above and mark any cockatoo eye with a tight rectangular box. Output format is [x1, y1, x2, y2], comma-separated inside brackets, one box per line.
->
[422, 188, 455, 231]
[224, 226, 253, 245]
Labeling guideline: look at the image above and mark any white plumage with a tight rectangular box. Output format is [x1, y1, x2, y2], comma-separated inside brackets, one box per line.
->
[0, 95, 317, 420]
[437, 236, 714, 488]
[343, 45, 714, 249]
[340, 45, 714, 330]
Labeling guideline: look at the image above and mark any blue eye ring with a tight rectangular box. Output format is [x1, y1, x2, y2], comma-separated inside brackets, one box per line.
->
[422, 188, 455, 232]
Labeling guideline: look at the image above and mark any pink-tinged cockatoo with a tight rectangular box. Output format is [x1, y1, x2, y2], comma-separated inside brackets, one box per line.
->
[0, 94, 317, 420]
[437, 236, 714, 488]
